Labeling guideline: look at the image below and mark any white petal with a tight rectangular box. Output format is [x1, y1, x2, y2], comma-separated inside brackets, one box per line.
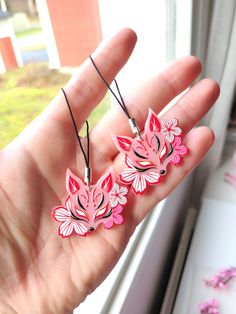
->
[172, 127, 181, 135]
[113, 182, 119, 192]
[65, 197, 72, 211]
[143, 172, 160, 184]
[59, 220, 73, 237]
[120, 168, 138, 183]
[111, 198, 119, 207]
[119, 186, 128, 196]
[118, 195, 127, 205]
[54, 207, 71, 221]
[73, 222, 88, 236]
[133, 174, 147, 193]
[171, 118, 178, 127]
[167, 133, 174, 142]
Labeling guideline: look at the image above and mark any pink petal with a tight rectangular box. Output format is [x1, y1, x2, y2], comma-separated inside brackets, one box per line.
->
[113, 204, 123, 214]
[170, 153, 181, 165]
[113, 213, 124, 225]
[175, 145, 188, 156]
[172, 136, 182, 147]
[104, 219, 114, 229]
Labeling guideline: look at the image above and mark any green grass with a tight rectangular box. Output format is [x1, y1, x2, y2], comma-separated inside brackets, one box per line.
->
[21, 43, 46, 52]
[0, 63, 110, 149]
[16, 27, 42, 38]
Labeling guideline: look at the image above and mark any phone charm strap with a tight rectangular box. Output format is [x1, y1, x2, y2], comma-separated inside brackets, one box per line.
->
[52, 88, 128, 238]
[61, 88, 91, 185]
[89, 55, 141, 137]
[89, 56, 189, 195]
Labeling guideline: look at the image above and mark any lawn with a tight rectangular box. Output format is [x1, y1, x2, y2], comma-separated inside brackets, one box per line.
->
[15, 27, 42, 39]
[0, 63, 110, 149]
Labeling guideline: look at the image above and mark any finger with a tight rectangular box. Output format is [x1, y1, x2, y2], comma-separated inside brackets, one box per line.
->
[90, 56, 202, 157]
[42, 28, 137, 129]
[162, 78, 220, 134]
[20, 29, 137, 175]
[114, 126, 215, 225]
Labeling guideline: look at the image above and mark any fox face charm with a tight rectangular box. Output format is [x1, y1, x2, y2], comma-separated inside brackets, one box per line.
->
[52, 170, 128, 237]
[112, 109, 188, 195]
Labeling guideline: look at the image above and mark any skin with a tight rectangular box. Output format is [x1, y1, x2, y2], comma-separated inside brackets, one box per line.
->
[0, 28, 220, 313]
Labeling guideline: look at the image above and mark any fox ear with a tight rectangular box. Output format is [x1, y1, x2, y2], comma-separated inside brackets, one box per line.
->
[66, 169, 82, 194]
[145, 109, 161, 133]
[98, 172, 113, 193]
[112, 134, 132, 152]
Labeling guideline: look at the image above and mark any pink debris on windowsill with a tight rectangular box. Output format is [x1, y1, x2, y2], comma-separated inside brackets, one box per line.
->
[205, 267, 236, 289]
[198, 299, 220, 314]
[224, 151, 236, 188]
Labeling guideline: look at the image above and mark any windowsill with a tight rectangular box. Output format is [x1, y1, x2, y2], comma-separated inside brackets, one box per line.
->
[75, 175, 193, 313]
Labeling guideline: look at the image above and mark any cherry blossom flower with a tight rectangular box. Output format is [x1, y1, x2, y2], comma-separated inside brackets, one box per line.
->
[169, 136, 188, 165]
[110, 183, 128, 207]
[198, 299, 220, 314]
[52, 197, 88, 237]
[119, 157, 160, 195]
[161, 118, 181, 142]
[205, 267, 236, 289]
[104, 204, 124, 229]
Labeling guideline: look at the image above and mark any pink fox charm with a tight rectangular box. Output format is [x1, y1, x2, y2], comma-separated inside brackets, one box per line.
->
[112, 109, 188, 195]
[52, 170, 128, 237]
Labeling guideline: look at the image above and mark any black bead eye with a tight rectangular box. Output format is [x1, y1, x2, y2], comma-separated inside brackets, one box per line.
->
[160, 170, 166, 175]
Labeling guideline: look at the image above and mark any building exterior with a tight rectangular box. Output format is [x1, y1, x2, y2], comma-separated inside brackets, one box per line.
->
[36, 0, 102, 68]
[0, 10, 22, 73]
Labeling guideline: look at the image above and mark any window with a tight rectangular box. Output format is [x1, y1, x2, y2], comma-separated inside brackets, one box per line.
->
[76, 1, 193, 313]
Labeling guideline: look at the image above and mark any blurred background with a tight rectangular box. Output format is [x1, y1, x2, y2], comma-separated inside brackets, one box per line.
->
[0, 0, 110, 148]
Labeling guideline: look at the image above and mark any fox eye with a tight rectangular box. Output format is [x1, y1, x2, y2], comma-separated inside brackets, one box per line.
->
[96, 193, 104, 209]
[155, 135, 160, 152]
[77, 195, 86, 210]
[94, 205, 112, 221]
[70, 209, 88, 223]
[133, 149, 148, 159]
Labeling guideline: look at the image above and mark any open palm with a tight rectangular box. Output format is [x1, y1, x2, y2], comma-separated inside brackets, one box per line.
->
[0, 29, 219, 313]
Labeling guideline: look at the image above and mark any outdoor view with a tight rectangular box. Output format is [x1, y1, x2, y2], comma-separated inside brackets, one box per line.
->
[0, 0, 109, 149]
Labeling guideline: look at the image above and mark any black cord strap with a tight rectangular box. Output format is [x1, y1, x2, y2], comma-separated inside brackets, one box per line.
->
[89, 55, 141, 137]
[61, 88, 91, 184]
[89, 55, 132, 119]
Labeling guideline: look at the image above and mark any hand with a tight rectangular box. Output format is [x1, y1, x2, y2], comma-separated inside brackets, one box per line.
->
[0, 28, 219, 313]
